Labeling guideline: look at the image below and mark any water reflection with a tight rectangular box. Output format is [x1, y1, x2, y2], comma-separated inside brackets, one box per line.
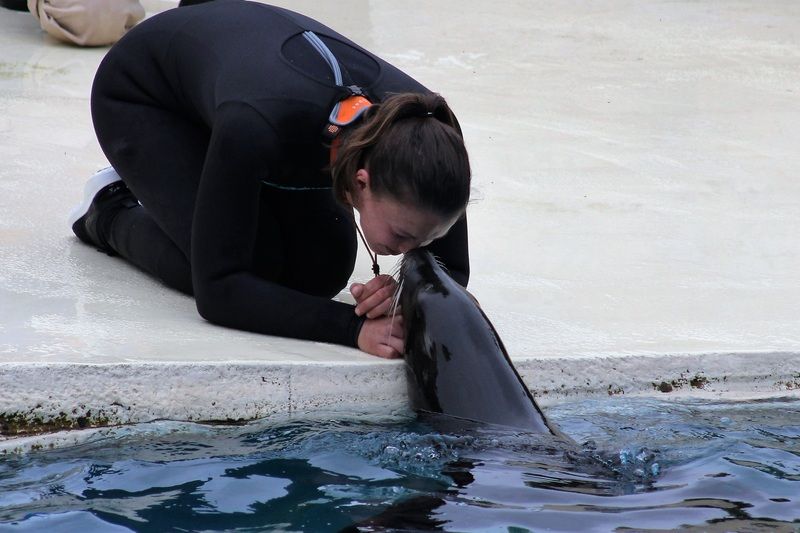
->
[0, 397, 798, 531]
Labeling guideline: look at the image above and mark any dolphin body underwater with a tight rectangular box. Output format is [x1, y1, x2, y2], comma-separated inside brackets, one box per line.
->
[397, 249, 563, 437]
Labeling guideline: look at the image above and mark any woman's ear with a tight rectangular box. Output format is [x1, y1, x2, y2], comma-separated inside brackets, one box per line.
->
[355, 169, 370, 192]
[347, 169, 370, 208]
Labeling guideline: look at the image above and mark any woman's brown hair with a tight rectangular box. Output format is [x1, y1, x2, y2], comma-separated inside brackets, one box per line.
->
[331, 93, 470, 218]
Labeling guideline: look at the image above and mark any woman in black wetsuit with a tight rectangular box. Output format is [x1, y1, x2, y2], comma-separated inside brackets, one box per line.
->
[69, 0, 471, 359]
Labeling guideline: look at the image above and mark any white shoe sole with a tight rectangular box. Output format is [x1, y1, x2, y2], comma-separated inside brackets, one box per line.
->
[67, 167, 123, 228]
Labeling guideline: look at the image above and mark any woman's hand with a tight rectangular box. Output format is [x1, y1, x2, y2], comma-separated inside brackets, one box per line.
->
[357, 315, 405, 359]
[350, 274, 399, 318]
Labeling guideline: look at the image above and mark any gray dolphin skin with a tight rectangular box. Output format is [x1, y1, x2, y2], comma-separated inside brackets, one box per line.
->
[398, 249, 561, 435]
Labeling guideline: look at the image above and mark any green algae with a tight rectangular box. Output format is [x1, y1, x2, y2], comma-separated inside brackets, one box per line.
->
[653, 372, 714, 394]
[0, 409, 111, 437]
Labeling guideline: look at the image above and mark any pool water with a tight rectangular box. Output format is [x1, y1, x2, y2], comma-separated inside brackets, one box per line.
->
[1, 396, 798, 532]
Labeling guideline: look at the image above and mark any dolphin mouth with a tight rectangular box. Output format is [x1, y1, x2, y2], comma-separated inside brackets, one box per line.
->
[397, 248, 448, 318]
[399, 249, 436, 282]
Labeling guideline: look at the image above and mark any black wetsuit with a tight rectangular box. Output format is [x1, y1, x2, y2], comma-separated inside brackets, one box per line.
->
[91, 0, 469, 348]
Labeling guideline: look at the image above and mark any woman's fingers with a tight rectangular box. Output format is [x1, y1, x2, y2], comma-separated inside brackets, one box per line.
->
[353, 275, 399, 317]
[364, 298, 392, 319]
[353, 275, 394, 302]
[381, 316, 405, 355]
[383, 333, 405, 355]
[367, 274, 395, 292]
[356, 315, 406, 359]
[374, 344, 403, 359]
[378, 315, 404, 336]
[375, 325, 404, 358]
[350, 282, 364, 300]
[388, 315, 404, 338]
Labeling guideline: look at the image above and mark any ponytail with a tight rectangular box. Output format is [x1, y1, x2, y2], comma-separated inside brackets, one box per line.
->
[331, 93, 471, 217]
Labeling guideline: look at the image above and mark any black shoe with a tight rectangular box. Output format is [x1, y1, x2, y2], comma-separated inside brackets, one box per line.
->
[179, 0, 218, 6]
[0, 0, 28, 11]
[68, 168, 138, 255]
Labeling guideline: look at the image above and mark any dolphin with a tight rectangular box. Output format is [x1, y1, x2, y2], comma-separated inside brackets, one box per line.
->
[397, 249, 562, 436]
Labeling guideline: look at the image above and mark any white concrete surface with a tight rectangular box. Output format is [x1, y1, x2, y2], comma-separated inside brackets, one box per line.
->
[2, 1, 799, 437]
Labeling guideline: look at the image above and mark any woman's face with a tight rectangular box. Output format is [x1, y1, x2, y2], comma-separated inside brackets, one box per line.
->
[349, 170, 458, 256]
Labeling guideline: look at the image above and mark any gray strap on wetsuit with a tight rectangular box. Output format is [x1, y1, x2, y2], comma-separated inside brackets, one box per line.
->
[303, 31, 380, 277]
[303, 31, 344, 85]
[261, 32, 364, 192]
[302, 31, 368, 126]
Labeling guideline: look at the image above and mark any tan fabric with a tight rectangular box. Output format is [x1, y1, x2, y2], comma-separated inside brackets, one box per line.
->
[27, 0, 145, 47]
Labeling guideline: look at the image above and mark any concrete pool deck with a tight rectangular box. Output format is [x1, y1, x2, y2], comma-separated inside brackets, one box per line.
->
[2, 0, 799, 442]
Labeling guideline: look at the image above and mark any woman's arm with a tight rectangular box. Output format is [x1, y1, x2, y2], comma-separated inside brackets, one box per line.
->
[190, 101, 365, 346]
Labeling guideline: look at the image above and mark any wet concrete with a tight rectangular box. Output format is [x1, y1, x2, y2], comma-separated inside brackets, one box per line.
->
[1, 1, 799, 439]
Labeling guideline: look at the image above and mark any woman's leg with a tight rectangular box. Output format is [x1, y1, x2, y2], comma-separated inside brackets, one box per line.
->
[90, 37, 356, 300]
[90, 101, 358, 299]
[90, 55, 210, 295]
[91, 93, 357, 300]
[104, 205, 195, 295]
[90, 100, 208, 294]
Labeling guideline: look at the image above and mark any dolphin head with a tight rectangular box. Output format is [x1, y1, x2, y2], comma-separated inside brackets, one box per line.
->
[397, 249, 561, 435]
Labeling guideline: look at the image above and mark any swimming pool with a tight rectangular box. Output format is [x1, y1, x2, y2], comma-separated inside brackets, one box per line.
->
[1, 396, 798, 531]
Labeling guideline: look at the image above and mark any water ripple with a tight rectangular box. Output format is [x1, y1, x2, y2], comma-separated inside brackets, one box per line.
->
[0, 397, 798, 531]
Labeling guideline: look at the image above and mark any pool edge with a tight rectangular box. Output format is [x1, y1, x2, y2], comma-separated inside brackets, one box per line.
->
[2, 350, 800, 452]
